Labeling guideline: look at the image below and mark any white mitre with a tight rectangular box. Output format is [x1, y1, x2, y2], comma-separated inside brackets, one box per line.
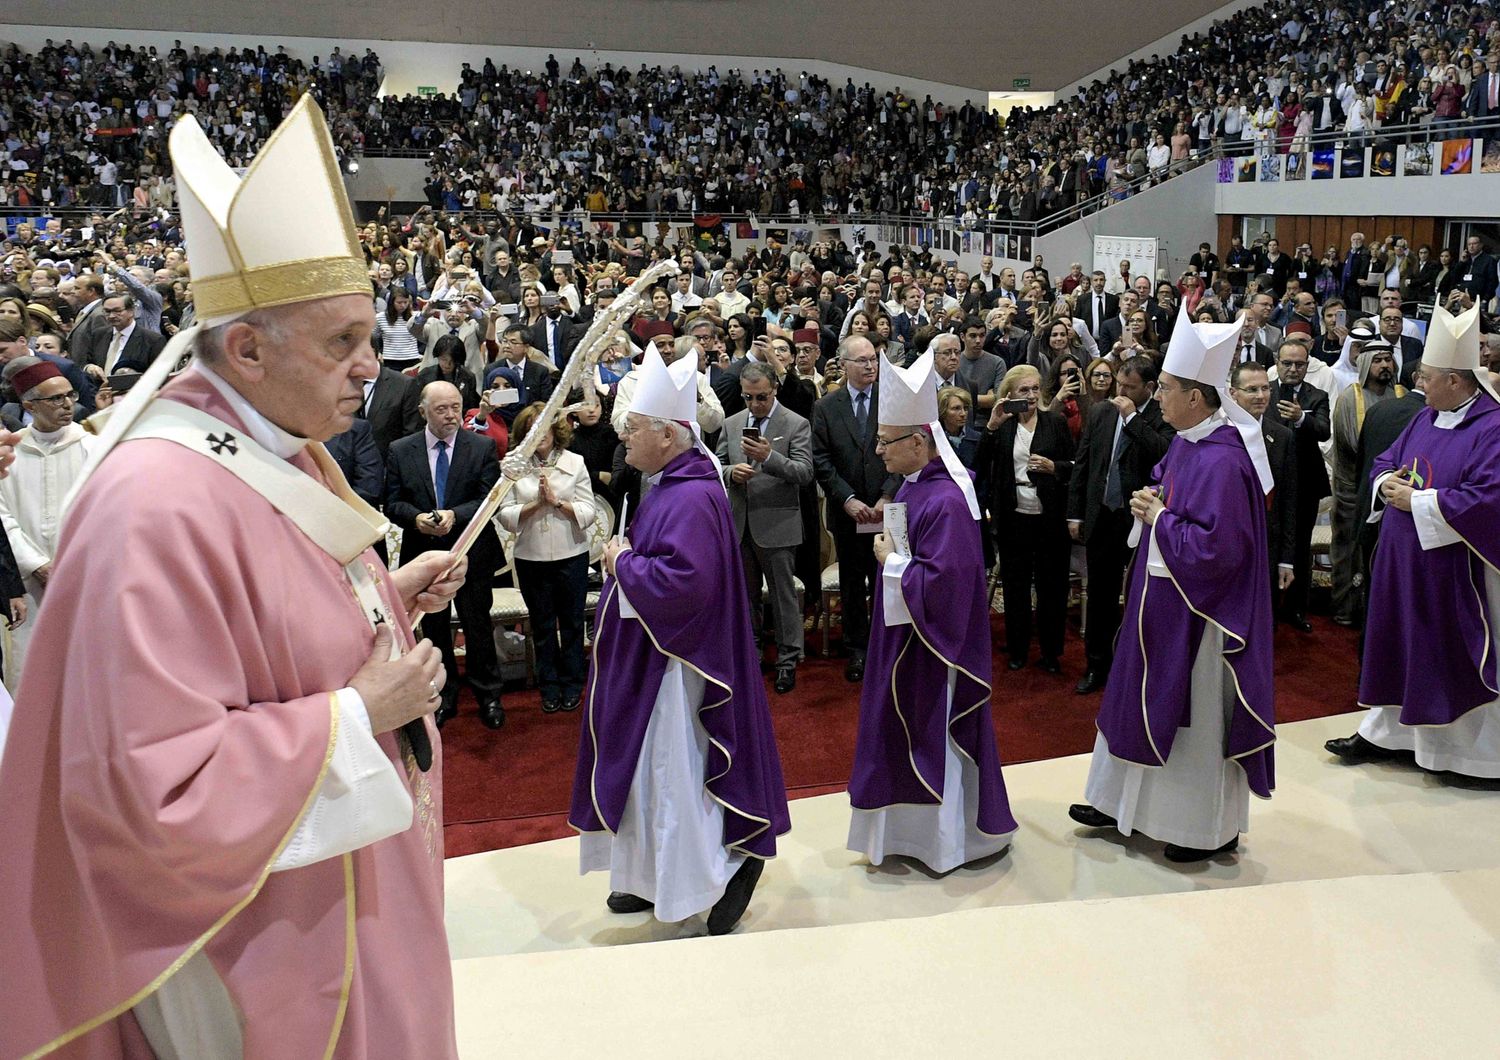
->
[1423, 303, 1498, 403]
[1161, 300, 1274, 494]
[879, 349, 981, 518]
[627, 345, 725, 485]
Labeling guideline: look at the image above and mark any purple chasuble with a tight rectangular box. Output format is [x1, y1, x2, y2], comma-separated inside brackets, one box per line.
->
[1361, 394, 1500, 724]
[1094, 423, 1277, 797]
[848, 460, 1017, 836]
[569, 448, 791, 858]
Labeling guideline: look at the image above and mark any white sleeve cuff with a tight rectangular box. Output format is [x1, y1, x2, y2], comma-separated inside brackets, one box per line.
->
[272, 688, 414, 873]
[881, 553, 913, 626]
[1145, 520, 1171, 579]
[1411, 489, 1464, 550]
[1367, 470, 1395, 523]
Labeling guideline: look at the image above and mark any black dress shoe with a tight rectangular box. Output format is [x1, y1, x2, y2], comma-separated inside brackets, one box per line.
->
[559, 695, 580, 712]
[1164, 836, 1239, 863]
[774, 666, 797, 694]
[1325, 733, 1411, 763]
[606, 891, 654, 914]
[845, 653, 865, 683]
[478, 697, 506, 730]
[707, 857, 765, 936]
[1037, 657, 1062, 675]
[1437, 771, 1500, 791]
[1007, 657, 1026, 671]
[433, 693, 458, 729]
[1068, 803, 1118, 829]
[1285, 613, 1313, 633]
[541, 698, 561, 714]
[1075, 670, 1105, 694]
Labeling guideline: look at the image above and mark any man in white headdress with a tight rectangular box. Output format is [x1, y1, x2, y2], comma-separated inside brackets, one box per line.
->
[846, 351, 1018, 872]
[1329, 305, 1500, 789]
[1071, 303, 1278, 863]
[571, 346, 790, 935]
[0, 97, 466, 1057]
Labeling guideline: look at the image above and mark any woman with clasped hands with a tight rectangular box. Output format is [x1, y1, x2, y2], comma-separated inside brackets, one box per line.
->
[497, 402, 597, 714]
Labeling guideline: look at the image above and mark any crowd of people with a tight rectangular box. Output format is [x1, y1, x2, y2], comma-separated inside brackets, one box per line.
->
[7, 0, 1500, 221]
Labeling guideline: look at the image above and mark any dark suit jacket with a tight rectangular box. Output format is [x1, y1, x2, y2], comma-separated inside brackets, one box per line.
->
[1262, 416, 1297, 567]
[810, 384, 900, 530]
[1467, 73, 1498, 118]
[1233, 341, 1276, 369]
[325, 418, 385, 506]
[415, 363, 481, 413]
[363, 367, 422, 459]
[1075, 291, 1119, 337]
[1340, 248, 1372, 304]
[1396, 335, 1425, 388]
[1458, 252, 1498, 303]
[0, 525, 23, 602]
[528, 314, 581, 370]
[483, 358, 556, 418]
[85, 324, 166, 373]
[1407, 260, 1441, 306]
[978, 409, 1076, 533]
[1098, 315, 1130, 351]
[1270, 379, 1331, 501]
[1066, 397, 1175, 541]
[1354, 390, 1427, 552]
[384, 426, 501, 572]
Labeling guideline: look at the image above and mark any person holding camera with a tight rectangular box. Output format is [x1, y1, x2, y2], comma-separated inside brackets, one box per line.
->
[980, 364, 1075, 674]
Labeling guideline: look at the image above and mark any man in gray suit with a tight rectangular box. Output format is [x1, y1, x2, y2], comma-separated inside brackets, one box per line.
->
[717, 361, 815, 693]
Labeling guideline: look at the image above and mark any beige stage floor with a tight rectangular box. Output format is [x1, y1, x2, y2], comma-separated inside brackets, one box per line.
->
[444, 711, 1500, 961]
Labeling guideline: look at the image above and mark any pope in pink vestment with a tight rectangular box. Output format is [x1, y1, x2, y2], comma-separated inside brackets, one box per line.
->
[0, 371, 457, 1058]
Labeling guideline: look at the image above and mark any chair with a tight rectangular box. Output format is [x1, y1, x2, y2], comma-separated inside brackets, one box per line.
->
[1310, 496, 1334, 590]
[819, 562, 840, 656]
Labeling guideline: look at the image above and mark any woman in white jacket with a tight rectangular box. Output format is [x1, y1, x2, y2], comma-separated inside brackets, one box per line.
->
[497, 402, 598, 713]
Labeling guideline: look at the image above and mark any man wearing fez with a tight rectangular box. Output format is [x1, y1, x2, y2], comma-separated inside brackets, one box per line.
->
[847, 350, 1017, 872]
[572, 346, 790, 935]
[1329, 305, 1500, 789]
[0, 98, 464, 1057]
[1071, 304, 1277, 863]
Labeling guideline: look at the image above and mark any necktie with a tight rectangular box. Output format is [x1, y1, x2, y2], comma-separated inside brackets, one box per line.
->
[434, 439, 449, 508]
[550, 320, 561, 364]
[1490, 75, 1497, 109]
[854, 390, 868, 439]
[1094, 295, 1103, 336]
[449, 327, 459, 336]
[1103, 419, 1129, 509]
[105, 330, 123, 373]
[357, 382, 372, 419]
[1243, 343, 1255, 363]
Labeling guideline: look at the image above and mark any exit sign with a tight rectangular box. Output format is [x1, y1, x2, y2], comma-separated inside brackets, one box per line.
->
[417, 86, 437, 98]
[1012, 78, 1031, 90]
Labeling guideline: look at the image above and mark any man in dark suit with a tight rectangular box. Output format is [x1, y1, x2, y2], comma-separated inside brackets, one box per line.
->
[1130, 275, 1169, 336]
[1340, 234, 1373, 309]
[385, 380, 505, 729]
[528, 292, 580, 371]
[83, 293, 166, 375]
[1066, 355, 1175, 693]
[325, 417, 384, 507]
[359, 364, 422, 459]
[1230, 361, 1298, 596]
[1457, 235, 1498, 309]
[1406, 246, 1441, 308]
[1467, 59, 1498, 122]
[1076, 272, 1119, 342]
[485, 324, 557, 425]
[716, 361, 815, 693]
[1230, 317, 1276, 369]
[810, 335, 899, 682]
[1269, 339, 1331, 632]
[1097, 290, 1141, 352]
[1353, 374, 1427, 630]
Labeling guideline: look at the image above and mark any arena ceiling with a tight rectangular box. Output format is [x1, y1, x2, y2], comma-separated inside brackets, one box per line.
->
[7, 0, 1231, 93]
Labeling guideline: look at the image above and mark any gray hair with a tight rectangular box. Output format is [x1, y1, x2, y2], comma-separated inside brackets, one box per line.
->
[195, 305, 294, 364]
[1, 355, 52, 400]
[672, 335, 701, 363]
[739, 361, 779, 389]
[644, 416, 695, 448]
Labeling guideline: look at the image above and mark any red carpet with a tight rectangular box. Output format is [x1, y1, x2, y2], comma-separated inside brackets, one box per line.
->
[440, 615, 1361, 858]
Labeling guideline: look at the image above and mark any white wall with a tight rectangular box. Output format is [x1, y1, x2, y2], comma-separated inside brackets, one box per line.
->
[1053, 0, 1259, 98]
[1, 24, 987, 105]
[1215, 142, 1500, 217]
[1036, 164, 1219, 283]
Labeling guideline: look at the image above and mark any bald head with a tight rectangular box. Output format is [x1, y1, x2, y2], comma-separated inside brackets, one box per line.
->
[420, 381, 464, 439]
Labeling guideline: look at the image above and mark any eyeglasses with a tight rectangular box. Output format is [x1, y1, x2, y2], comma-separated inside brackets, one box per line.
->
[1089, 371, 1114, 381]
[740, 391, 774, 402]
[32, 390, 78, 406]
[841, 356, 880, 367]
[875, 431, 922, 450]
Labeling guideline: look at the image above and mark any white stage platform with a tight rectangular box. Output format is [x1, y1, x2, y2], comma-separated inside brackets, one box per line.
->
[445, 712, 1500, 1055]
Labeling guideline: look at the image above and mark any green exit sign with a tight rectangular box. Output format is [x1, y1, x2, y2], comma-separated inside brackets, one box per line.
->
[417, 86, 437, 98]
[1012, 78, 1031, 90]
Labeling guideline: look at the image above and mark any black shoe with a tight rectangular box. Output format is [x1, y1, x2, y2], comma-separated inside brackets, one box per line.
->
[1068, 803, 1118, 829]
[541, 698, 561, 714]
[1164, 836, 1239, 863]
[1037, 657, 1062, 675]
[433, 692, 458, 729]
[707, 857, 765, 936]
[478, 697, 506, 730]
[558, 694, 580, 713]
[845, 653, 865, 683]
[774, 666, 797, 694]
[1007, 656, 1026, 671]
[1285, 613, 1313, 634]
[1074, 670, 1106, 694]
[1436, 771, 1500, 791]
[1325, 733, 1409, 763]
[606, 891, 653, 914]
[1331, 616, 1358, 629]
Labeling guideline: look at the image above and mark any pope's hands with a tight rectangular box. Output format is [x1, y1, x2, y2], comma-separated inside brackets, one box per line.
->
[1380, 475, 1415, 512]
[349, 625, 446, 735]
[1129, 486, 1165, 526]
[393, 549, 468, 616]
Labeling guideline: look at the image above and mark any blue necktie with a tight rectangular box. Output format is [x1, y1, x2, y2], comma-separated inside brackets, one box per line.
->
[434, 439, 449, 508]
[1103, 421, 1128, 509]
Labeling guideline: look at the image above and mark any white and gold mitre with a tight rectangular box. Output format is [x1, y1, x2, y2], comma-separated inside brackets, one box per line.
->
[170, 94, 369, 326]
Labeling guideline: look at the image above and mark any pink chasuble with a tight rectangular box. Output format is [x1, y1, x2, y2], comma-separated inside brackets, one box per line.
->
[0, 372, 456, 1059]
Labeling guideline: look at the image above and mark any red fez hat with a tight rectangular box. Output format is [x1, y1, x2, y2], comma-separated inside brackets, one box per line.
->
[638, 321, 676, 340]
[1284, 320, 1313, 337]
[793, 327, 820, 346]
[12, 360, 64, 397]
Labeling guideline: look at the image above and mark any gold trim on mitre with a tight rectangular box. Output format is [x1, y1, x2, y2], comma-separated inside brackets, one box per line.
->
[170, 94, 367, 324]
